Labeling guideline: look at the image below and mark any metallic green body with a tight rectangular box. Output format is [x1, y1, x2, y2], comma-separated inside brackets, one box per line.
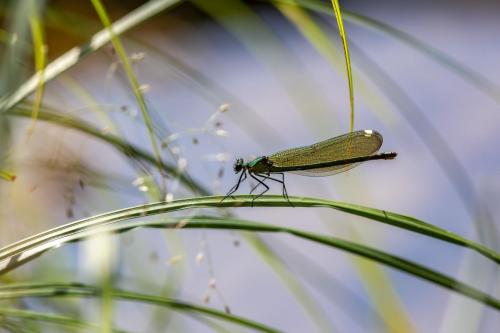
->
[224, 130, 396, 205]
[245, 156, 270, 174]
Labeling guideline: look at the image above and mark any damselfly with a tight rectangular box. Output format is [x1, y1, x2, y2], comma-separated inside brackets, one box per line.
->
[224, 130, 397, 205]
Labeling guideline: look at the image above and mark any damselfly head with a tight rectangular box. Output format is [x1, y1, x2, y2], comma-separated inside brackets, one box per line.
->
[233, 158, 244, 173]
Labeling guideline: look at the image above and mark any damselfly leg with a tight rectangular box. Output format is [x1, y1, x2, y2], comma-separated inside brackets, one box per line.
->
[252, 173, 292, 206]
[248, 172, 269, 206]
[222, 170, 247, 202]
[249, 172, 293, 206]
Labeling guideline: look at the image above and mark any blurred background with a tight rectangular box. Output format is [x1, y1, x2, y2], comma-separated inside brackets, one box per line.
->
[0, 0, 499, 332]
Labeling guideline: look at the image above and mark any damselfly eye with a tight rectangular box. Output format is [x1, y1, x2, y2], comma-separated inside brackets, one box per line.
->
[233, 158, 244, 173]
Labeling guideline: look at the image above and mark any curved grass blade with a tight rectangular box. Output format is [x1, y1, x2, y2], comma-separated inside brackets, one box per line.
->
[329, 0, 354, 131]
[344, 10, 500, 105]
[0, 308, 128, 333]
[1, 195, 499, 275]
[0, 195, 500, 274]
[1, 196, 500, 310]
[273, 2, 394, 128]
[2, 1, 332, 330]
[1, 319, 34, 332]
[27, 0, 46, 132]
[192, 0, 334, 135]
[3, 214, 500, 312]
[0, 283, 280, 333]
[345, 41, 493, 235]
[272, 0, 493, 237]
[30, 5, 289, 161]
[6, 104, 327, 331]
[6, 105, 210, 196]
[269, 7, 412, 329]
[90, 0, 164, 182]
[39, 5, 288, 148]
[0, 0, 183, 113]
[276, 0, 500, 104]
[134, 38, 289, 148]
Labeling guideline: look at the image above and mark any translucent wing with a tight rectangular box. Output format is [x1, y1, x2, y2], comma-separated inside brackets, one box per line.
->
[268, 130, 383, 177]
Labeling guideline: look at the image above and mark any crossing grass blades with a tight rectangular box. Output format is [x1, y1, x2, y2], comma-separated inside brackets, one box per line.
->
[223, 130, 397, 206]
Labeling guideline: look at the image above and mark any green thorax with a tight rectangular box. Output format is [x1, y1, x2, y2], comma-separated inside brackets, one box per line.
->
[246, 156, 272, 173]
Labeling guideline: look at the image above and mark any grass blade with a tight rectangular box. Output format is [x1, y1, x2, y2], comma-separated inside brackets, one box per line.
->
[0, 0, 183, 113]
[26, 0, 46, 132]
[276, 0, 500, 104]
[273, 0, 492, 236]
[274, 3, 394, 128]
[328, 0, 354, 131]
[271, 7, 414, 329]
[21, 195, 500, 264]
[1, 196, 500, 310]
[36, 5, 289, 148]
[0, 308, 128, 333]
[90, 0, 164, 182]
[3, 214, 500, 312]
[1, 195, 499, 273]
[192, 0, 334, 134]
[0, 283, 281, 333]
[6, 105, 210, 196]
[6, 104, 328, 330]
[346, 40, 493, 237]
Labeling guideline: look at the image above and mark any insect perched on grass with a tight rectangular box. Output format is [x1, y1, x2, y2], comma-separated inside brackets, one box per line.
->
[223, 130, 397, 205]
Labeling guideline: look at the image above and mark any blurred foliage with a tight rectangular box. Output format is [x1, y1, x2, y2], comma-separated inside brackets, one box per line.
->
[0, 0, 499, 332]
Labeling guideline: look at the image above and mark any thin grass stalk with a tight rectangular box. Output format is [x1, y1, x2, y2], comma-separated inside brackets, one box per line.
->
[0, 0, 184, 113]
[90, 0, 165, 187]
[1, 197, 499, 310]
[328, 0, 354, 132]
[0, 283, 281, 333]
[26, 0, 46, 133]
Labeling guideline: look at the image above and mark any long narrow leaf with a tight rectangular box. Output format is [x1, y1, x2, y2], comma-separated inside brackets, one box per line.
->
[272, 0, 489, 234]
[274, 0, 500, 104]
[192, 0, 334, 135]
[6, 105, 210, 196]
[1, 195, 497, 272]
[27, 0, 46, 131]
[2, 215, 500, 311]
[0, 0, 183, 112]
[38, 5, 289, 148]
[329, 0, 354, 131]
[0, 308, 128, 333]
[272, 6, 414, 330]
[6, 104, 329, 331]
[273, 3, 393, 128]
[1, 196, 500, 310]
[90, 0, 164, 180]
[0, 284, 280, 333]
